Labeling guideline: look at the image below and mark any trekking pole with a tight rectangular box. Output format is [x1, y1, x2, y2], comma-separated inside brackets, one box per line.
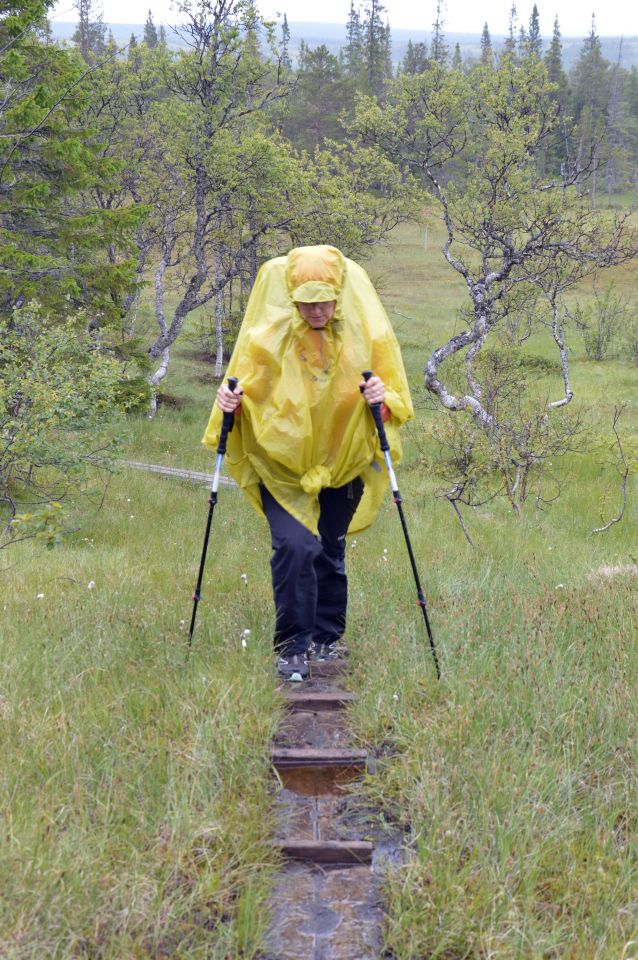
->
[361, 370, 440, 679]
[188, 376, 239, 648]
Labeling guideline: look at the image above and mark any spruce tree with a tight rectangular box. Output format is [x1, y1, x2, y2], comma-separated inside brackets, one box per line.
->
[362, 0, 390, 96]
[526, 3, 542, 57]
[571, 15, 610, 127]
[402, 38, 428, 75]
[72, 0, 106, 61]
[503, 3, 517, 58]
[280, 13, 292, 71]
[143, 9, 158, 47]
[1, 0, 140, 320]
[283, 44, 347, 148]
[343, 0, 363, 80]
[431, 0, 448, 64]
[480, 22, 492, 66]
[543, 16, 571, 175]
[571, 15, 611, 201]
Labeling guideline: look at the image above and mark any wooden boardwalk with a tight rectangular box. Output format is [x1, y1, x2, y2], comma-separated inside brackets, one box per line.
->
[264, 659, 388, 960]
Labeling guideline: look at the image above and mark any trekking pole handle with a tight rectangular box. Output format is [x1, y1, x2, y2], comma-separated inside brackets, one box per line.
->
[361, 370, 390, 452]
[217, 376, 239, 456]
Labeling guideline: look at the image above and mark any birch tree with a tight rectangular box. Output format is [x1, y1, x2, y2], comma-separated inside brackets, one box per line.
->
[352, 54, 638, 510]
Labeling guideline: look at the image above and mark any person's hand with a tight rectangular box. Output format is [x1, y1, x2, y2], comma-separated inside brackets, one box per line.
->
[360, 375, 385, 406]
[216, 381, 243, 413]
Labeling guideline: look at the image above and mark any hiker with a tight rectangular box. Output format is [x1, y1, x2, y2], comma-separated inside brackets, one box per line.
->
[203, 245, 413, 680]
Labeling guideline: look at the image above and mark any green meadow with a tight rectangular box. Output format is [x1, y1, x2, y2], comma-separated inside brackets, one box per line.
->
[3, 219, 638, 958]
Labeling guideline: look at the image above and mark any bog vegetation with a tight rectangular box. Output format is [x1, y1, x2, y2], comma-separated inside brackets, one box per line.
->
[2, 0, 638, 956]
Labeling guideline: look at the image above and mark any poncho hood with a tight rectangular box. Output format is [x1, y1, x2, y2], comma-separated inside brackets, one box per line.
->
[286, 245, 344, 305]
[202, 245, 413, 535]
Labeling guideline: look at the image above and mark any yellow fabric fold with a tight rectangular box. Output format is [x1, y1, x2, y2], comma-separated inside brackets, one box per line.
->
[202, 245, 413, 535]
[300, 465, 332, 495]
[291, 281, 337, 303]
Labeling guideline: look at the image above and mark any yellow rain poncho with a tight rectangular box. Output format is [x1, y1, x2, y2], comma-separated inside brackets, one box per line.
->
[202, 245, 413, 535]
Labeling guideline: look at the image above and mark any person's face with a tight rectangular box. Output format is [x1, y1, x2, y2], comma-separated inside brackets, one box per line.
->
[296, 300, 337, 329]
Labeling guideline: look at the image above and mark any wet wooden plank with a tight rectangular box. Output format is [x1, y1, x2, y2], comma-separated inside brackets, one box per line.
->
[282, 691, 356, 711]
[309, 660, 347, 679]
[274, 840, 374, 864]
[271, 747, 368, 768]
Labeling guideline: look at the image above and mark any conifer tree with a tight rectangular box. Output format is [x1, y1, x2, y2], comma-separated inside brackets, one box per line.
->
[72, 0, 106, 61]
[431, 0, 448, 64]
[343, 0, 363, 80]
[1, 0, 147, 541]
[402, 38, 428, 75]
[480, 22, 492, 66]
[143, 9, 158, 47]
[451, 42, 462, 70]
[503, 3, 517, 58]
[1, 0, 140, 321]
[571, 14, 610, 199]
[280, 13, 292, 70]
[283, 44, 347, 147]
[526, 3, 542, 57]
[543, 16, 571, 174]
[362, 0, 391, 96]
[604, 40, 629, 194]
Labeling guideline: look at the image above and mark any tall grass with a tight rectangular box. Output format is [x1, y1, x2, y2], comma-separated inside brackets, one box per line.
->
[1, 471, 282, 957]
[345, 221, 638, 958]
[2, 219, 638, 956]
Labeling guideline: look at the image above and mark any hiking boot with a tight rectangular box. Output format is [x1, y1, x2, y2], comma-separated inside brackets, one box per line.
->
[310, 641, 340, 662]
[277, 653, 309, 682]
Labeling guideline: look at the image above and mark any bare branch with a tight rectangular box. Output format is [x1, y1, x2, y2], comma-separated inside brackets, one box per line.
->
[592, 405, 630, 534]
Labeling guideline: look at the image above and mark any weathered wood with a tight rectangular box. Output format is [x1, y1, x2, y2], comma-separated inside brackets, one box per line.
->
[271, 747, 367, 769]
[273, 840, 374, 864]
[309, 660, 347, 679]
[282, 691, 355, 711]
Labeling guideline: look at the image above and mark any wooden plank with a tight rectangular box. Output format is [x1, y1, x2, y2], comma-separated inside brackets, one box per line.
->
[309, 660, 347, 678]
[271, 747, 367, 768]
[273, 840, 374, 864]
[282, 691, 356, 711]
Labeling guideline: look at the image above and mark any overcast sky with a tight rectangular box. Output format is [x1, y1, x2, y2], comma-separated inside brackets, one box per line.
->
[50, 0, 637, 37]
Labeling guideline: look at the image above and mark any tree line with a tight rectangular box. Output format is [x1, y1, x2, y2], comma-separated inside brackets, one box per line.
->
[283, 2, 638, 198]
[1, 0, 636, 547]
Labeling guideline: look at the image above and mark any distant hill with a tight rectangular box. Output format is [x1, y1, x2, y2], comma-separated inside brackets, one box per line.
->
[51, 20, 638, 71]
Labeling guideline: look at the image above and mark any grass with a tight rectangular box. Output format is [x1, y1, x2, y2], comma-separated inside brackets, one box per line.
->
[1, 471, 282, 958]
[3, 218, 638, 956]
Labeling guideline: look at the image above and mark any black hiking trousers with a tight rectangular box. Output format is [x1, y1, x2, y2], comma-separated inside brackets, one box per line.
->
[260, 479, 364, 657]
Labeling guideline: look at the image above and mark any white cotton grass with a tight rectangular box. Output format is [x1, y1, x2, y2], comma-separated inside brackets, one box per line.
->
[240, 573, 248, 585]
[87, 581, 95, 590]
[37, 593, 44, 599]
[241, 628, 251, 648]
